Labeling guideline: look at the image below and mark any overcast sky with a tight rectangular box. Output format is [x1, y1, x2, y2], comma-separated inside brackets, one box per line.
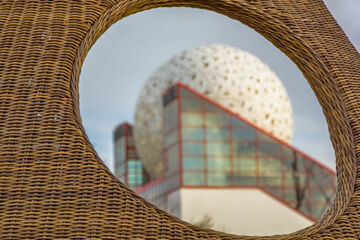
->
[79, 1, 360, 172]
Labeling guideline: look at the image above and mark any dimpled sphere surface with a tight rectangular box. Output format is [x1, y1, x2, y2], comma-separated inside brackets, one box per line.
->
[134, 45, 293, 178]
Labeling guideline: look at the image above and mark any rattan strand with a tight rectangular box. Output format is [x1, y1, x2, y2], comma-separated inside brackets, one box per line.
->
[0, 0, 359, 239]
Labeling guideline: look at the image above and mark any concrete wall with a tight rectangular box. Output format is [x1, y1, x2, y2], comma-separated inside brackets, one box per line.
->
[180, 188, 313, 236]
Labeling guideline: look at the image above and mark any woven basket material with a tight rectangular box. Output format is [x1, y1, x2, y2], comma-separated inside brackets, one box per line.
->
[0, 0, 359, 239]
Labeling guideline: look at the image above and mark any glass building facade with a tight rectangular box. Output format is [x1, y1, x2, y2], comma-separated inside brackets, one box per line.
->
[162, 83, 336, 220]
[113, 123, 150, 189]
[116, 82, 336, 221]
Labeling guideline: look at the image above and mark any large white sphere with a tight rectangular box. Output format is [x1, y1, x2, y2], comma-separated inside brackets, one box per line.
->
[134, 45, 293, 178]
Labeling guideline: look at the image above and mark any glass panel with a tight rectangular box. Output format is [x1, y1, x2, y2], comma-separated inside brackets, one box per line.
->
[285, 156, 307, 172]
[311, 189, 334, 203]
[128, 174, 137, 182]
[137, 174, 142, 182]
[163, 86, 177, 105]
[298, 203, 310, 215]
[258, 143, 282, 157]
[166, 145, 179, 174]
[233, 128, 255, 141]
[291, 200, 307, 210]
[233, 174, 257, 186]
[206, 128, 230, 140]
[233, 143, 255, 156]
[259, 172, 282, 186]
[283, 146, 294, 158]
[183, 173, 205, 186]
[233, 157, 256, 171]
[312, 204, 328, 219]
[206, 143, 230, 156]
[181, 98, 203, 111]
[168, 174, 181, 191]
[284, 173, 307, 188]
[285, 189, 298, 202]
[284, 158, 295, 171]
[258, 158, 282, 172]
[284, 172, 300, 188]
[205, 102, 224, 113]
[231, 117, 249, 127]
[181, 113, 203, 126]
[164, 129, 178, 148]
[296, 155, 307, 172]
[182, 128, 204, 140]
[183, 142, 203, 155]
[312, 163, 329, 173]
[128, 161, 142, 170]
[208, 173, 231, 186]
[183, 157, 204, 170]
[266, 187, 283, 199]
[164, 100, 178, 133]
[207, 157, 230, 171]
[257, 132, 277, 143]
[310, 174, 334, 187]
[181, 88, 197, 99]
[206, 113, 229, 127]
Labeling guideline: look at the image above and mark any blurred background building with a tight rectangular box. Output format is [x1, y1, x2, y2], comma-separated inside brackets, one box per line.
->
[113, 66, 336, 235]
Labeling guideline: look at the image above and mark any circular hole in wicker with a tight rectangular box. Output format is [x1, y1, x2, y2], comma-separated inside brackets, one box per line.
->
[71, 1, 356, 239]
[79, 9, 337, 236]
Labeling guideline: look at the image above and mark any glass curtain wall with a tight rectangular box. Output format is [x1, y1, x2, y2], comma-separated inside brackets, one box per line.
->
[113, 123, 150, 189]
[171, 82, 336, 220]
[137, 86, 182, 217]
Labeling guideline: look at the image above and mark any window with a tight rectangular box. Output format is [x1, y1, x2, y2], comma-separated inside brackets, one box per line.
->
[207, 157, 230, 171]
[284, 172, 307, 188]
[258, 158, 282, 172]
[266, 187, 283, 199]
[182, 128, 204, 140]
[181, 98, 203, 111]
[205, 102, 225, 113]
[206, 128, 230, 141]
[233, 128, 255, 141]
[283, 146, 294, 158]
[259, 172, 282, 186]
[183, 157, 204, 170]
[182, 113, 203, 126]
[164, 130, 178, 148]
[231, 117, 249, 127]
[183, 142, 203, 155]
[206, 113, 228, 127]
[257, 132, 277, 143]
[233, 174, 257, 186]
[180, 88, 197, 99]
[233, 157, 256, 171]
[311, 189, 334, 203]
[183, 173, 205, 186]
[312, 204, 328, 219]
[233, 143, 255, 156]
[166, 145, 179, 174]
[208, 173, 231, 186]
[206, 142, 230, 156]
[310, 174, 334, 187]
[258, 143, 282, 157]
[284, 189, 298, 202]
[164, 100, 178, 132]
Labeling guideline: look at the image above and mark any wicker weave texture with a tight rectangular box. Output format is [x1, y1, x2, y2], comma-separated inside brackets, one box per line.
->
[0, 0, 359, 239]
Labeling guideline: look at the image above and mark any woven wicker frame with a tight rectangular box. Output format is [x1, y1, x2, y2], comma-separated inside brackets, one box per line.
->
[0, 0, 359, 239]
